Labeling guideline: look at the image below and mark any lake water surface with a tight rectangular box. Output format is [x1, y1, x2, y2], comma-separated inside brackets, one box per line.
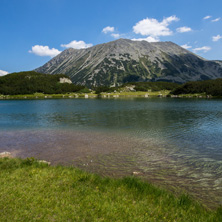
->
[0, 98, 222, 208]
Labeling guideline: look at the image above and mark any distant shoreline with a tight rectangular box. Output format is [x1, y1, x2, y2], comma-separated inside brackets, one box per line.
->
[0, 91, 214, 100]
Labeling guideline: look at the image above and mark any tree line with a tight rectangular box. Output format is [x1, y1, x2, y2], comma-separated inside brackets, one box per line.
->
[1, 71, 222, 96]
[171, 78, 222, 96]
[0, 71, 88, 95]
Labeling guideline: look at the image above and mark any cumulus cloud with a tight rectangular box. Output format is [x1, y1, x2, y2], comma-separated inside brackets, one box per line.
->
[203, 15, 211, 20]
[102, 26, 115, 34]
[193, 46, 211, 53]
[212, 17, 220, 22]
[61, 40, 93, 49]
[0, 70, 9, 76]
[111, 33, 120, 39]
[176, 26, 192, 33]
[29, 45, 61, 57]
[212, 35, 222, 42]
[133, 15, 179, 37]
[181, 44, 192, 49]
[131, 36, 159, 42]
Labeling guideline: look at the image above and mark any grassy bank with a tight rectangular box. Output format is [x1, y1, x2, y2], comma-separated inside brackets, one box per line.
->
[0, 92, 97, 100]
[0, 157, 221, 221]
[0, 91, 213, 100]
[100, 90, 170, 97]
[0, 91, 172, 100]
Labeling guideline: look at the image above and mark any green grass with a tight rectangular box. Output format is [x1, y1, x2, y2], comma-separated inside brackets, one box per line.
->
[0, 92, 98, 100]
[171, 93, 209, 98]
[0, 91, 214, 100]
[100, 90, 171, 97]
[0, 158, 221, 221]
[0, 91, 170, 100]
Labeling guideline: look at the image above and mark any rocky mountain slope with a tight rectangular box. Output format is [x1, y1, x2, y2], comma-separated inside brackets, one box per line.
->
[35, 39, 222, 87]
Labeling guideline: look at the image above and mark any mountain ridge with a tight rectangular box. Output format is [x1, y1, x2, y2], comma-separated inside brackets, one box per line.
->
[35, 39, 222, 87]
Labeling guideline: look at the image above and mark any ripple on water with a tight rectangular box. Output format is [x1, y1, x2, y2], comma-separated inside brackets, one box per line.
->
[0, 128, 222, 208]
[1, 98, 222, 208]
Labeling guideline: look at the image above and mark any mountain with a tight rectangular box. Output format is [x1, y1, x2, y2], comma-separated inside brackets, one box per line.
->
[35, 39, 222, 87]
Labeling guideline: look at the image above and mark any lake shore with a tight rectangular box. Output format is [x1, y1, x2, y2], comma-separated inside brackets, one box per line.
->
[1, 128, 222, 210]
[0, 91, 212, 100]
[0, 156, 222, 221]
[1, 97, 222, 218]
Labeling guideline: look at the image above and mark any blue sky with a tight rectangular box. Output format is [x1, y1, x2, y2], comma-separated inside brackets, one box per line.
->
[1, 0, 222, 75]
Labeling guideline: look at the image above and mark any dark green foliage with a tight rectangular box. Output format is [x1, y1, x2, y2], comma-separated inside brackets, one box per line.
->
[171, 78, 222, 96]
[94, 86, 118, 94]
[93, 81, 179, 93]
[78, 87, 91, 93]
[95, 86, 110, 94]
[123, 81, 180, 91]
[0, 71, 86, 95]
[123, 75, 140, 83]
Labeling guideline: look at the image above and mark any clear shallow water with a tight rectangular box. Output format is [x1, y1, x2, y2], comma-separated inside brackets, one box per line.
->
[0, 98, 222, 208]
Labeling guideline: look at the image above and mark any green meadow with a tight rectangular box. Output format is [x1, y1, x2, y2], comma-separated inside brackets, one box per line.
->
[0, 157, 221, 221]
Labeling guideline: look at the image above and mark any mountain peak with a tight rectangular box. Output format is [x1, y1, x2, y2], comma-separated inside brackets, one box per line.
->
[35, 39, 222, 87]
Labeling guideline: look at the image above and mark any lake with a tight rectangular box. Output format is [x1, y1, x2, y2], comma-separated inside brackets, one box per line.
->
[0, 97, 222, 208]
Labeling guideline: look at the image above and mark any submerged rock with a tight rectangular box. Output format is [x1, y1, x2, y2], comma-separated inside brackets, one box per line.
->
[0, 152, 12, 158]
[133, 171, 143, 175]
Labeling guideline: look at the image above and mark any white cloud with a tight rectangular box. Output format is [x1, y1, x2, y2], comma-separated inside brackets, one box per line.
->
[203, 15, 211, 20]
[0, 70, 9, 76]
[102, 26, 115, 34]
[193, 46, 211, 53]
[212, 17, 220, 22]
[181, 44, 192, 49]
[102, 26, 121, 39]
[61, 40, 93, 49]
[29, 45, 61, 57]
[212, 34, 222, 42]
[176, 26, 192, 33]
[111, 33, 120, 39]
[133, 15, 179, 37]
[162, 15, 180, 24]
[131, 36, 159, 42]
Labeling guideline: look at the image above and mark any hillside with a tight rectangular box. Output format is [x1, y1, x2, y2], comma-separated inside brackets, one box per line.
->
[0, 71, 85, 95]
[171, 78, 222, 96]
[35, 39, 222, 87]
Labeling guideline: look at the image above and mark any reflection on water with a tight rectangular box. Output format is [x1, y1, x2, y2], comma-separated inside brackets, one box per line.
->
[0, 98, 222, 208]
